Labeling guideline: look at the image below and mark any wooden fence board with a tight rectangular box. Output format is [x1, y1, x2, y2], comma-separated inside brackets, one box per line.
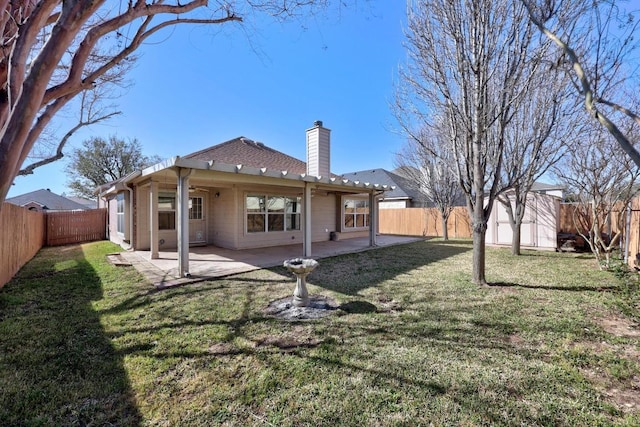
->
[379, 207, 472, 238]
[1, 205, 107, 288]
[45, 209, 107, 246]
[0, 203, 45, 288]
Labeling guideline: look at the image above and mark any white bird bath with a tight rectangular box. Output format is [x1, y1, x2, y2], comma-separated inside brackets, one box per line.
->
[283, 258, 318, 307]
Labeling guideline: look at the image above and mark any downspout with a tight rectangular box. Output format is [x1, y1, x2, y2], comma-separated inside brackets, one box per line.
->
[100, 194, 110, 240]
[125, 184, 134, 250]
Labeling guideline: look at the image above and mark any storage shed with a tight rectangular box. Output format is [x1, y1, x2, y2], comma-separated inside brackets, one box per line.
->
[486, 186, 562, 251]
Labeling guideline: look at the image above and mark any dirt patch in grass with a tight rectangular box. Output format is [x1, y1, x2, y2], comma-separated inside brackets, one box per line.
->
[571, 340, 640, 414]
[597, 313, 640, 338]
[581, 367, 640, 413]
[208, 343, 240, 355]
[376, 295, 403, 313]
[255, 336, 324, 351]
[264, 295, 339, 321]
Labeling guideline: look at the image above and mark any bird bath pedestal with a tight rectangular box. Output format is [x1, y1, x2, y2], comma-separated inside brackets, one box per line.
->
[283, 258, 318, 307]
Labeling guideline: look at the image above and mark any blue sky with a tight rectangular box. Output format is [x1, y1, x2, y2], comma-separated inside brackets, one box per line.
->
[9, 3, 407, 199]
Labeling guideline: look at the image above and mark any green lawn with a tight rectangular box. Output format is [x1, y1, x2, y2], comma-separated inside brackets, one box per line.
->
[0, 239, 639, 426]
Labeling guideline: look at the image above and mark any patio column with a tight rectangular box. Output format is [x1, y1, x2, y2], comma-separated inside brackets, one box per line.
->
[150, 180, 159, 259]
[369, 191, 378, 247]
[303, 182, 312, 257]
[177, 168, 192, 277]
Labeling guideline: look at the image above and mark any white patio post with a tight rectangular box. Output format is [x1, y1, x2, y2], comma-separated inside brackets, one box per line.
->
[369, 191, 377, 247]
[150, 180, 159, 259]
[177, 168, 192, 277]
[303, 183, 312, 257]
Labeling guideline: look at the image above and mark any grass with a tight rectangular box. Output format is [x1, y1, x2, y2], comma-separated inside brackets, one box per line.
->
[0, 239, 639, 426]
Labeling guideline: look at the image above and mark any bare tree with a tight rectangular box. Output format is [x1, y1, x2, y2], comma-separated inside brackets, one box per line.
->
[554, 124, 640, 269]
[522, 0, 640, 167]
[18, 86, 122, 176]
[395, 127, 462, 241]
[497, 69, 576, 255]
[398, 0, 547, 285]
[0, 0, 348, 213]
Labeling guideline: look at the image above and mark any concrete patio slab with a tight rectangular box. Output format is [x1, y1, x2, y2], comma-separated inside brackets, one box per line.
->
[119, 235, 425, 288]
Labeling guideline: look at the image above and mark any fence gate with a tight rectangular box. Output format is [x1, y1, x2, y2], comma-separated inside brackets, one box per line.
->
[45, 209, 107, 246]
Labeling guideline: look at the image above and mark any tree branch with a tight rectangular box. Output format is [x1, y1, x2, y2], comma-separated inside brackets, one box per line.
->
[18, 109, 121, 176]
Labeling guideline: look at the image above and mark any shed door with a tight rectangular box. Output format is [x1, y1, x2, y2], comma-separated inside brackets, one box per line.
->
[189, 195, 207, 245]
[495, 197, 536, 246]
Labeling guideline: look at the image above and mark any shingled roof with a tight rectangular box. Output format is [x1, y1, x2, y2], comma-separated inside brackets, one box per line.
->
[341, 169, 425, 202]
[6, 189, 90, 211]
[184, 137, 307, 175]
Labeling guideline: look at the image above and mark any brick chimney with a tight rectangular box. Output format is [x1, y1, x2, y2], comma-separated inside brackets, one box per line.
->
[306, 120, 331, 177]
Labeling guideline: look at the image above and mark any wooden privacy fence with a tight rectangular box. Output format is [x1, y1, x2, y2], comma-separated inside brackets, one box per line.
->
[0, 203, 45, 288]
[379, 207, 472, 238]
[45, 209, 106, 246]
[0, 204, 107, 288]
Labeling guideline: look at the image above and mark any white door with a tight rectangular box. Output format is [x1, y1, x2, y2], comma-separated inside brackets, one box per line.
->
[495, 199, 514, 245]
[495, 196, 536, 246]
[189, 195, 207, 245]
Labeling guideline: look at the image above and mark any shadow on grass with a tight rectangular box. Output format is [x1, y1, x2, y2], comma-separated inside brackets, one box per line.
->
[0, 245, 141, 426]
[308, 240, 472, 296]
[489, 281, 618, 292]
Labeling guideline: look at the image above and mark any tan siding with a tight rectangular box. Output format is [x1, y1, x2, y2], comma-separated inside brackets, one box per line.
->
[211, 187, 238, 248]
[311, 193, 336, 242]
[306, 125, 330, 177]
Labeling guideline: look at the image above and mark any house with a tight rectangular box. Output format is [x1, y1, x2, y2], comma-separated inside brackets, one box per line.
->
[97, 121, 392, 277]
[6, 188, 91, 211]
[341, 169, 425, 208]
[485, 182, 565, 251]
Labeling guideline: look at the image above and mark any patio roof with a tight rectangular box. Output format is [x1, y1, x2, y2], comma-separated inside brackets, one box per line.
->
[134, 156, 395, 193]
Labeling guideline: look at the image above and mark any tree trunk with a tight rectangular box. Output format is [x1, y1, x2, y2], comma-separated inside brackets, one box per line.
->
[511, 220, 521, 256]
[472, 220, 488, 285]
[511, 223, 521, 255]
[441, 214, 449, 241]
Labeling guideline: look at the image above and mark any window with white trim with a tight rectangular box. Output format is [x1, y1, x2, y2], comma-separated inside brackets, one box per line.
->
[116, 193, 125, 234]
[246, 194, 301, 233]
[344, 198, 369, 229]
[158, 193, 176, 230]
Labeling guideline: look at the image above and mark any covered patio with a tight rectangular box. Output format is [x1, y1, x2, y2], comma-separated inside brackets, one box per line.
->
[121, 235, 424, 288]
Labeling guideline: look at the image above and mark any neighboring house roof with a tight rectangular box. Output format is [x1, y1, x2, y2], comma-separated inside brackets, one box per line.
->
[6, 189, 89, 211]
[184, 137, 308, 175]
[67, 196, 98, 209]
[341, 169, 423, 202]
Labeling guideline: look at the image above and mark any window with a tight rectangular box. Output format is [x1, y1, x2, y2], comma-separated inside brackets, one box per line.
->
[189, 197, 203, 220]
[158, 193, 175, 230]
[246, 194, 301, 233]
[116, 193, 125, 234]
[344, 198, 369, 229]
